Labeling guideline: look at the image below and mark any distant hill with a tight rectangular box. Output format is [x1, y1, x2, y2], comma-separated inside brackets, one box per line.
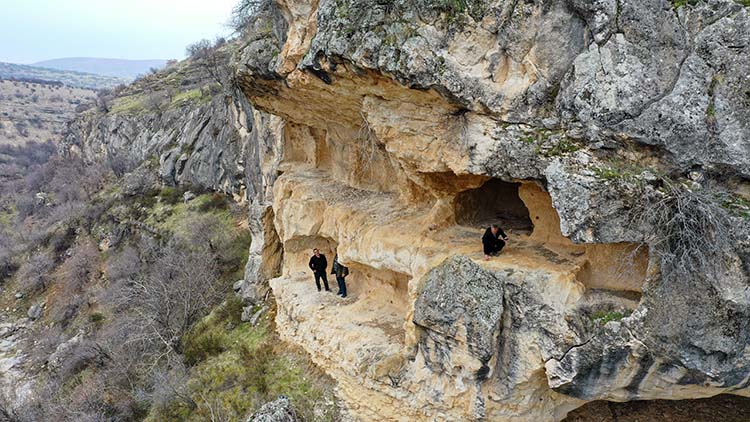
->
[0, 62, 126, 90]
[33, 57, 168, 80]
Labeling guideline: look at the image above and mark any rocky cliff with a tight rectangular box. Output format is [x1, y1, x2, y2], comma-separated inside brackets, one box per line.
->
[67, 0, 750, 421]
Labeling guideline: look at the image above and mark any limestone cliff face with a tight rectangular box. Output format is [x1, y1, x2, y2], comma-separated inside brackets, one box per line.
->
[67, 1, 750, 421]
[233, 0, 750, 420]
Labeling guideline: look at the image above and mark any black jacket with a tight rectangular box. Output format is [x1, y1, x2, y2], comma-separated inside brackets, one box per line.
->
[331, 255, 349, 278]
[309, 254, 328, 273]
[482, 227, 506, 254]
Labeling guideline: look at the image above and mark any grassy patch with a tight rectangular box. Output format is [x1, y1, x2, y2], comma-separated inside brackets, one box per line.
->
[672, 0, 699, 8]
[543, 138, 580, 157]
[170, 88, 211, 107]
[0, 204, 16, 227]
[517, 128, 580, 157]
[109, 94, 146, 114]
[592, 158, 661, 182]
[722, 194, 750, 219]
[160, 302, 337, 422]
[158, 186, 185, 206]
[88, 312, 106, 329]
[592, 310, 629, 325]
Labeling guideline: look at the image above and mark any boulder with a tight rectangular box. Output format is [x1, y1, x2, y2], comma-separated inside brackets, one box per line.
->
[26, 303, 44, 320]
[247, 396, 297, 422]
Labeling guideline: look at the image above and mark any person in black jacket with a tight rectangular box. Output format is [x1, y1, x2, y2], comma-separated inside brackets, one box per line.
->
[331, 254, 350, 298]
[308, 248, 330, 292]
[482, 224, 508, 260]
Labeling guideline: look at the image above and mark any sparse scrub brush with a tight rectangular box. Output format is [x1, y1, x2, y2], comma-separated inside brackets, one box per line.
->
[631, 178, 741, 282]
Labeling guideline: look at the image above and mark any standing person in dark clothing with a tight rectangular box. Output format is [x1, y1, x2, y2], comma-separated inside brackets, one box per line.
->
[331, 254, 350, 298]
[482, 224, 508, 260]
[308, 248, 330, 292]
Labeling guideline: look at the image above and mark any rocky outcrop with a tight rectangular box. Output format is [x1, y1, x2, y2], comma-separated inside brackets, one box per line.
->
[66, 0, 750, 420]
[232, 0, 750, 420]
[248, 396, 298, 422]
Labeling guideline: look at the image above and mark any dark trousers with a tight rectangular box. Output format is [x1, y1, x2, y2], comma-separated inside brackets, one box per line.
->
[336, 276, 347, 297]
[314, 271, 330, 291]
[484, 240, 505, 256]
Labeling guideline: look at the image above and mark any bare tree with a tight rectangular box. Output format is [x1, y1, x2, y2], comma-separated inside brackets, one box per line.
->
[186, 39, 213, 60]
[16, 250, 54, 292]
[123, 243, 222, 368]
[143, 90, 169, 114]
[229, 0, 269, 33]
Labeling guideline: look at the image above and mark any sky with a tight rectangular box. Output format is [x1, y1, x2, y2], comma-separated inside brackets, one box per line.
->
[0, 0, 237, 63]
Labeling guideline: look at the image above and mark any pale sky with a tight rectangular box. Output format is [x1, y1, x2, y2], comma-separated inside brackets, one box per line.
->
[0, 0, 237, 63]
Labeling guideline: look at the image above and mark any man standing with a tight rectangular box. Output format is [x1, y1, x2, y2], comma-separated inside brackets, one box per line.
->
[482, 224, 509, 260]
[331, 254, 349, 298]
[308, 248, 330, 292]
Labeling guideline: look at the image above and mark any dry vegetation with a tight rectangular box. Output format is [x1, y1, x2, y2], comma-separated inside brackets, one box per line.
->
[0, 79, 96, 146]
[0, 145, 338, 421]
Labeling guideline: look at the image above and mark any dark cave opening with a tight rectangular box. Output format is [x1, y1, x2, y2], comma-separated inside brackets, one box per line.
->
[454, 179, 533, 233]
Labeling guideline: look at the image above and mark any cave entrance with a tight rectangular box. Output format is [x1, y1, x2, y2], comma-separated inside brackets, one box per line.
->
[454, 179, 533, 233]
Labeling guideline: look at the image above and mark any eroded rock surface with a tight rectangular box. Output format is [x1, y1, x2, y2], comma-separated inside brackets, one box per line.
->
[67, 0, 750, 420]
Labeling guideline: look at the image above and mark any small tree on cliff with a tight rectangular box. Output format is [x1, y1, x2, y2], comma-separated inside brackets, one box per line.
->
[229, 0, 268, 33]
[186, 39, 234, 93]
[186, 39, 213, 60]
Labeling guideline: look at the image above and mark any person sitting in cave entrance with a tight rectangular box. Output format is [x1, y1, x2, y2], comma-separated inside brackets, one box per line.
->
[482, 224, 509, 260]
[331, 254, 350, 298]
[309, 248, 331, 292]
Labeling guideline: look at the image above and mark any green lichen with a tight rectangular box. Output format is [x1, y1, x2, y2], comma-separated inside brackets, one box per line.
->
[722, 194, 750, 219]
[438, 0, 487, 24]
[671, 0, 699, 8]
[592, 310, 629, 325]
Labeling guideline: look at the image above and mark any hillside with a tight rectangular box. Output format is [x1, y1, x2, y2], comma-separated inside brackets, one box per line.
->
[0, 79, 96, 146]
[0, 62, 127, 90]
[33, 57, 168, 80]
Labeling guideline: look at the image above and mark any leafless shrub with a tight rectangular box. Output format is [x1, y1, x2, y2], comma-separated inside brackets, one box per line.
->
[149, 363, 197, 416]
[122, 243, 222, 368]
[95, 89, 113, 113]
[143, 91, 169, 114]
[172, 212, 232, 253]
[48, 239, 100, 326]
[630, 178, 739, 282]
[105, 245, 141, 284]
[16, 250, 54, 292]
[58, 239, 100, 292]
[107, 149, 139, 177]
[186, 39, 213, 60]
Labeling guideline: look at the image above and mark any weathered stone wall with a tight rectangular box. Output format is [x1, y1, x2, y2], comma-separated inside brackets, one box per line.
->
[65, 0, 750, 420]
[234, 0, 750, 420]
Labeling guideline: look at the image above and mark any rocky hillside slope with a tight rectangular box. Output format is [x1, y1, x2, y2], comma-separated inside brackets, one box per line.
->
[0, 79, 95, 146]
[65, 0, 750, 421]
